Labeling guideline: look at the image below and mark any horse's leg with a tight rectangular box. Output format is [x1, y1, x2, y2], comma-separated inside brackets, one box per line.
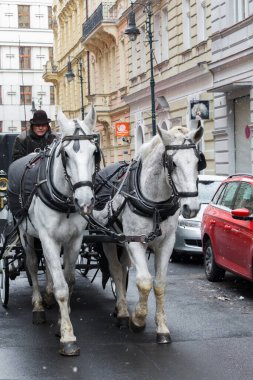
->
[40, 236, 80, 356]
[119, 246, 131, 298]
[44, 263, 56, 308]
[127, 242, 152, 332]
[63, 236, 83, 300]
[103, 243, 130, 328]
[153, 239, 174, 344]
[19, 231, 46, 324]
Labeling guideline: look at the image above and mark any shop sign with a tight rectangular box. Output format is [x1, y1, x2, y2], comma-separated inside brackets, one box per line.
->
[115, 122, 130, 137]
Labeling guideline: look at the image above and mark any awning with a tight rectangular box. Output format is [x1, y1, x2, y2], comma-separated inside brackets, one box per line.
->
[207, 81, 253, 93]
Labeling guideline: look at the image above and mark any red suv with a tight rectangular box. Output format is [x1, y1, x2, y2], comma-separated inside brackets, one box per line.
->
[202, 174, 253, 282]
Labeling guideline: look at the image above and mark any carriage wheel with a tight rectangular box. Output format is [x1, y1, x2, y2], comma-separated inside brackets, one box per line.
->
[0, 258, 10, 307]
[77, 253, 91, 277]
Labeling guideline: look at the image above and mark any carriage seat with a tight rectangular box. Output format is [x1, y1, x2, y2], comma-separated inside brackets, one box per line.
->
[8, 153, 44, 219]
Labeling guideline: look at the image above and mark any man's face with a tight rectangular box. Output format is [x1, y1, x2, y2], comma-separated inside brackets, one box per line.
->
[33, 124, 49, 137]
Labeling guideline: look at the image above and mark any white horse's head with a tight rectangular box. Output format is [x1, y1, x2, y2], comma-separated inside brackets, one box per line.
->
[57, 106, 97, 215]
[158, 124, 204, 218]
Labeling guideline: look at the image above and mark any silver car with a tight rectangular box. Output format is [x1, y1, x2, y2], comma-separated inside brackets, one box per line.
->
[171, 175, 227, 261]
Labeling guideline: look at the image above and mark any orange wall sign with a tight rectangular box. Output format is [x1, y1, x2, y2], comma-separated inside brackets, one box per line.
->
[115, 122, 130, 137]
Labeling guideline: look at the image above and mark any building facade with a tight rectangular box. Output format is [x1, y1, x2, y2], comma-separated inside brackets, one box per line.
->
[43, 0, 253, 175]
[210, 0, 253, 175]
[0, 0, 55, 134]
[125, 0, 214, 172]
[44, 0, 132, 163]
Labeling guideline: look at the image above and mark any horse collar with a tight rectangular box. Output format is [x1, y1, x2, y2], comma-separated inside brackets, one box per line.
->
[126, 160, 180, 220]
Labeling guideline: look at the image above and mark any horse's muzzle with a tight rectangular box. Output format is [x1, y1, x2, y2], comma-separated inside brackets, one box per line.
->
[181, 204, 199, 219]
[75, 197, 94, 215]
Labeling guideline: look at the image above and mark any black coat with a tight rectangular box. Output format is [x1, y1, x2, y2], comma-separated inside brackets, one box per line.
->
[12, 128, 57, 162]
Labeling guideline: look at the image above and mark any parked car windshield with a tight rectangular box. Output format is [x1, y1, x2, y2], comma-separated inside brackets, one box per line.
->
[198, 181, 223, 204]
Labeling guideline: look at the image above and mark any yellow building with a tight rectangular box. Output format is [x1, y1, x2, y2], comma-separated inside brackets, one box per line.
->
[44, 0, 132, 164]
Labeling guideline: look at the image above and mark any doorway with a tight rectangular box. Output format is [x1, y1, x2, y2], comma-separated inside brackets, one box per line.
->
[234, 96, 251, 173]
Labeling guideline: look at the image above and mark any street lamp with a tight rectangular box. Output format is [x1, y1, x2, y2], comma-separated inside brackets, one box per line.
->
[125, 1, 156, 136]
[65, 56, 85, 120]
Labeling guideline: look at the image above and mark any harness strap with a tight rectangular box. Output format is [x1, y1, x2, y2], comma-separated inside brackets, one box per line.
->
[73, 181, 93, 191]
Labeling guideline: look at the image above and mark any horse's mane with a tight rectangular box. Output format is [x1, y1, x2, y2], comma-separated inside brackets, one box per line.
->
[137, 126, 190, 160]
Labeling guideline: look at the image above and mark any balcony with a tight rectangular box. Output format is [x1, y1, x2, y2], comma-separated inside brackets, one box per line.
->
[82, 2, 117, 47]
[43, 61, 58, 84]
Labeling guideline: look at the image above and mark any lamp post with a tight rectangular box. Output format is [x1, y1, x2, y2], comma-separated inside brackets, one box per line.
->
[65, 56, 85, 120]
[125, 1, 156, 136]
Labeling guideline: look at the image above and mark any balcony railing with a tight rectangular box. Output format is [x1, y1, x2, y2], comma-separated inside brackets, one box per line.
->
[82, 2, 117, 40]
[43, 61, 58, 74]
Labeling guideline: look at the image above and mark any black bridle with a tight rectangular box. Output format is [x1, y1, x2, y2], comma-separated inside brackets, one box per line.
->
[163, 138, 206, 198]
[58, 120, 101, 194]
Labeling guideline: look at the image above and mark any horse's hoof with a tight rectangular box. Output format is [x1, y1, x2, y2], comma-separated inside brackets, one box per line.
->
[130, 318, 146, 333]
[116, 317, 129, 330]
[59, 341, 80, 356]
[32, 311, 46, 325]
[156, 333, 171, 344]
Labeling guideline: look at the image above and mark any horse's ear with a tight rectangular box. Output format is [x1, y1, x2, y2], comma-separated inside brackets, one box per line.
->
[157, 125, 174, 145]
[57, 110, 69, 130]
[84, 106, 96, 132]
[187, 125, 204, 144]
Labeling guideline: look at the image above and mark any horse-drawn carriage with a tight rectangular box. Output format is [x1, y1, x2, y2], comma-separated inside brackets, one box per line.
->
[0, 108, 206, 356]
[0, 132, 116, 308]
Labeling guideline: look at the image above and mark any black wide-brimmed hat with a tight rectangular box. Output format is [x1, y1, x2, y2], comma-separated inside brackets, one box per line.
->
[30, 110, 51, 125]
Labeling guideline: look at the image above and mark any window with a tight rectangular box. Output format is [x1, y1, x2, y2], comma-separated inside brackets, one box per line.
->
[48, 6, 52, 29]
[161, 8, 169, 61]
[50, 86, 55, 105]
[212, 183, 226, 204]
[233, 182, 253, 213]
[154, 12, 162, 64]
[219, 182, 239, 209]
[20, 86, 32, 105]
[110, 47, 116, 91]
[197, 0, 207, 42]
[140, 26, 146, 73]
[183, 0, 191, 49]
[233, 0, 249, 22]
[131, 39, 137, 78]
[19, 47, 31, 69]
[21, 121, 30, 132]
[18, 5, 30, 28]
[49, 47, 53, 63]
[119, 39, 126, 88]
[0, 121, 2, 133]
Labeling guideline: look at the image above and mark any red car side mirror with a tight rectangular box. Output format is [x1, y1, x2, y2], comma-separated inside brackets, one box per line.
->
[231, 208, 252, 220]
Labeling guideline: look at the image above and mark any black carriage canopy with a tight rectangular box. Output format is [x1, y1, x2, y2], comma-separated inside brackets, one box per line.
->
[0, 134, 18, 173]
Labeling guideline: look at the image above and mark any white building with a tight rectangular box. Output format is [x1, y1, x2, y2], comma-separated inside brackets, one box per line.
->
[210, 0, 253, 175]
[0, 0, 55, 133]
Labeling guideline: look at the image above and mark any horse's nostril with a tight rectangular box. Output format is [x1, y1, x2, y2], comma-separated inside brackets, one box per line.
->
[182, 204, 191, 218]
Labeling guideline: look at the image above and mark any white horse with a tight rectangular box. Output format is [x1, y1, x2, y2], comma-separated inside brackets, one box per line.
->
[7, 107, 97, 356]
[94, 124, 205, 343]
